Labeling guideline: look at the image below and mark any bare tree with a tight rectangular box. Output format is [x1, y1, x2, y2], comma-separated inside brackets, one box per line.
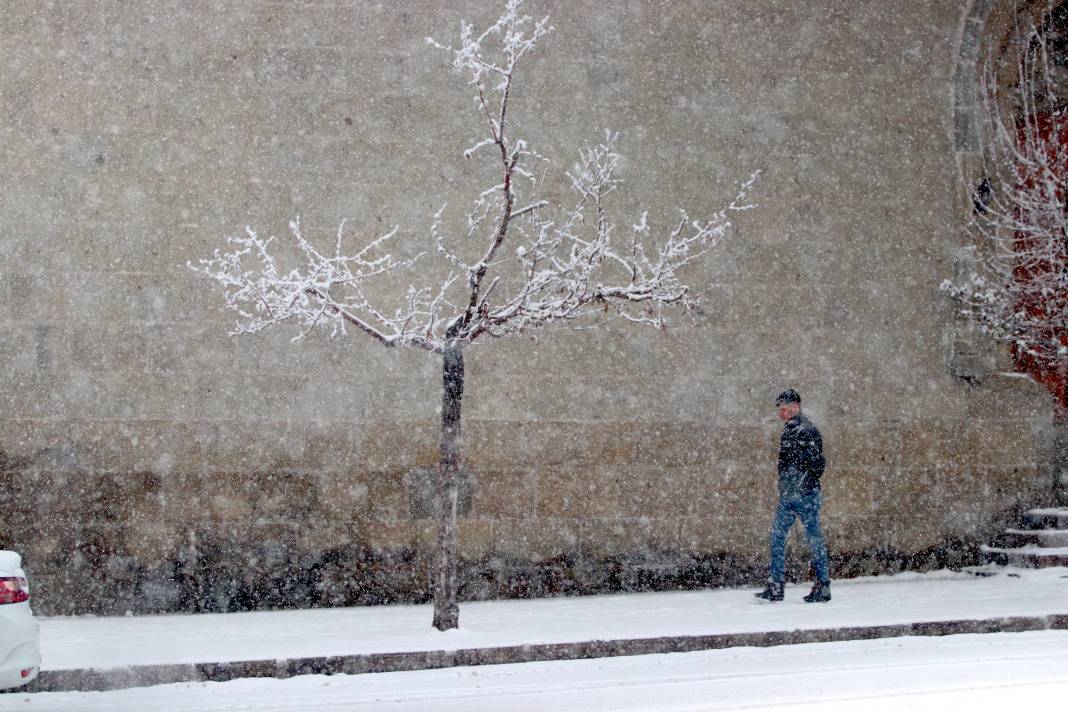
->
[192, 0, 758, 630]
[942, 15, 1068, 406]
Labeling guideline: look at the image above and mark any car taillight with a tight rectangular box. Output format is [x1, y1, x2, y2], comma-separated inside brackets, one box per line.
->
[0, 577, 29, 604]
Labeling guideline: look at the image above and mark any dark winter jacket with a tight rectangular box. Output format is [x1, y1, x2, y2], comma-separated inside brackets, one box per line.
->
[778, 414, 825, 498]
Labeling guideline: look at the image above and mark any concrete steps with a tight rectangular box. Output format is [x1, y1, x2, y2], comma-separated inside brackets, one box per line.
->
[1003, 529, 1068, 546]
[982, 507, 1068, 568]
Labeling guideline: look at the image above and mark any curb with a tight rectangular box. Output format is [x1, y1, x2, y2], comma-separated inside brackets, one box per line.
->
[28, 613, 1068, 693]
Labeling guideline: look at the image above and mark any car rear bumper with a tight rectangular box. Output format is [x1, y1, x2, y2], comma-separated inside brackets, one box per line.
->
[0, 606, 41, 689]
[0, 642, 39, 689]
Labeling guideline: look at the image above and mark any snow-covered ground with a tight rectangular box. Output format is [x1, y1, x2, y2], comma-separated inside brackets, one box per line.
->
[4, 631, 1067, 711]
[35, 567, 1068, 670]
[3, 568, 1064, 710]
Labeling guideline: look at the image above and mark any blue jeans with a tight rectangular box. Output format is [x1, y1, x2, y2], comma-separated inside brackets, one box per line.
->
[769, 489, 829, 585]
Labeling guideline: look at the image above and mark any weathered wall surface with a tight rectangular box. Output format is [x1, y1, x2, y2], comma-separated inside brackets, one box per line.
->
[0, 0, 1054, 614]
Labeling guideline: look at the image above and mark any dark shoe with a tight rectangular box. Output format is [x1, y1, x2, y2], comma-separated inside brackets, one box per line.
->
[803, 581, 831, 603]
[754, 582, 784, 602]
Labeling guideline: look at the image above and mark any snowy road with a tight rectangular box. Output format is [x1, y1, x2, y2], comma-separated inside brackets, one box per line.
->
[3, 631, 1066, 711]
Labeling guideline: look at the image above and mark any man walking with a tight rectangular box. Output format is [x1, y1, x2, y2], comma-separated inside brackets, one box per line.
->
[755, 389, 831, 603]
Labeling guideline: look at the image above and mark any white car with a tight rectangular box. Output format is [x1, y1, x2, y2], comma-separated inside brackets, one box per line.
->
[0, 550, 40, 689]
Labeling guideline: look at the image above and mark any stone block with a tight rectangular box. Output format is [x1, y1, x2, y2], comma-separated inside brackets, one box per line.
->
[490, 517, 580, 560]
[294, 520, 357, 558]
[577, 517, 680, 557]
[822, 467, 876, 520]
[316, 469, 371, 520]
[458, 519, 495, 559]
[535, 465, 624, 520]
[679, 514, 765, 557]
[472, 468, 537, 520]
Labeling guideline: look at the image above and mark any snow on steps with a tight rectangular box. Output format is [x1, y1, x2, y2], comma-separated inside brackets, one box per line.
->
[1026, 507, 1068, 524]
[1004, 529, 1068, 547]
[981, 546, 1068, 555]
[982, 508, 1068, 568]
[1026, 507, 1068, 518]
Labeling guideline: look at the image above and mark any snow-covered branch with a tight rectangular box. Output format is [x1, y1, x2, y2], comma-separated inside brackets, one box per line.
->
[942, 23, 1068, 365]
[196, 0, 758, 358]
[427, 0, 552, 98]
[189, 220, 450, 353]
[457, 131, 760, 341]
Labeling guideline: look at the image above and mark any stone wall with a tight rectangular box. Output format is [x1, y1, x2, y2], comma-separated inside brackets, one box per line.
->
[0, 0, 1055, 615]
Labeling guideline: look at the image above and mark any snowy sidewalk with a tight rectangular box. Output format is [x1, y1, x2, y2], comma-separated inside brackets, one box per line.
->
[30, 567, 1068, 692]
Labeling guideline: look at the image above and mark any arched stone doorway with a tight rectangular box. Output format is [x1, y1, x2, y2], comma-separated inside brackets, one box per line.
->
[951, 0, 1068, 392]
[952, 0, 1068, 504]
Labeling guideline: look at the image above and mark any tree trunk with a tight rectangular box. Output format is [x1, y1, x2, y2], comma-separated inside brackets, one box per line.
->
[433, 336, 464, 630]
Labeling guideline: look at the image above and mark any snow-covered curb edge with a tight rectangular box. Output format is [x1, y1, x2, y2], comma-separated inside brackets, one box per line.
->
[25, 613, 1068, 694]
